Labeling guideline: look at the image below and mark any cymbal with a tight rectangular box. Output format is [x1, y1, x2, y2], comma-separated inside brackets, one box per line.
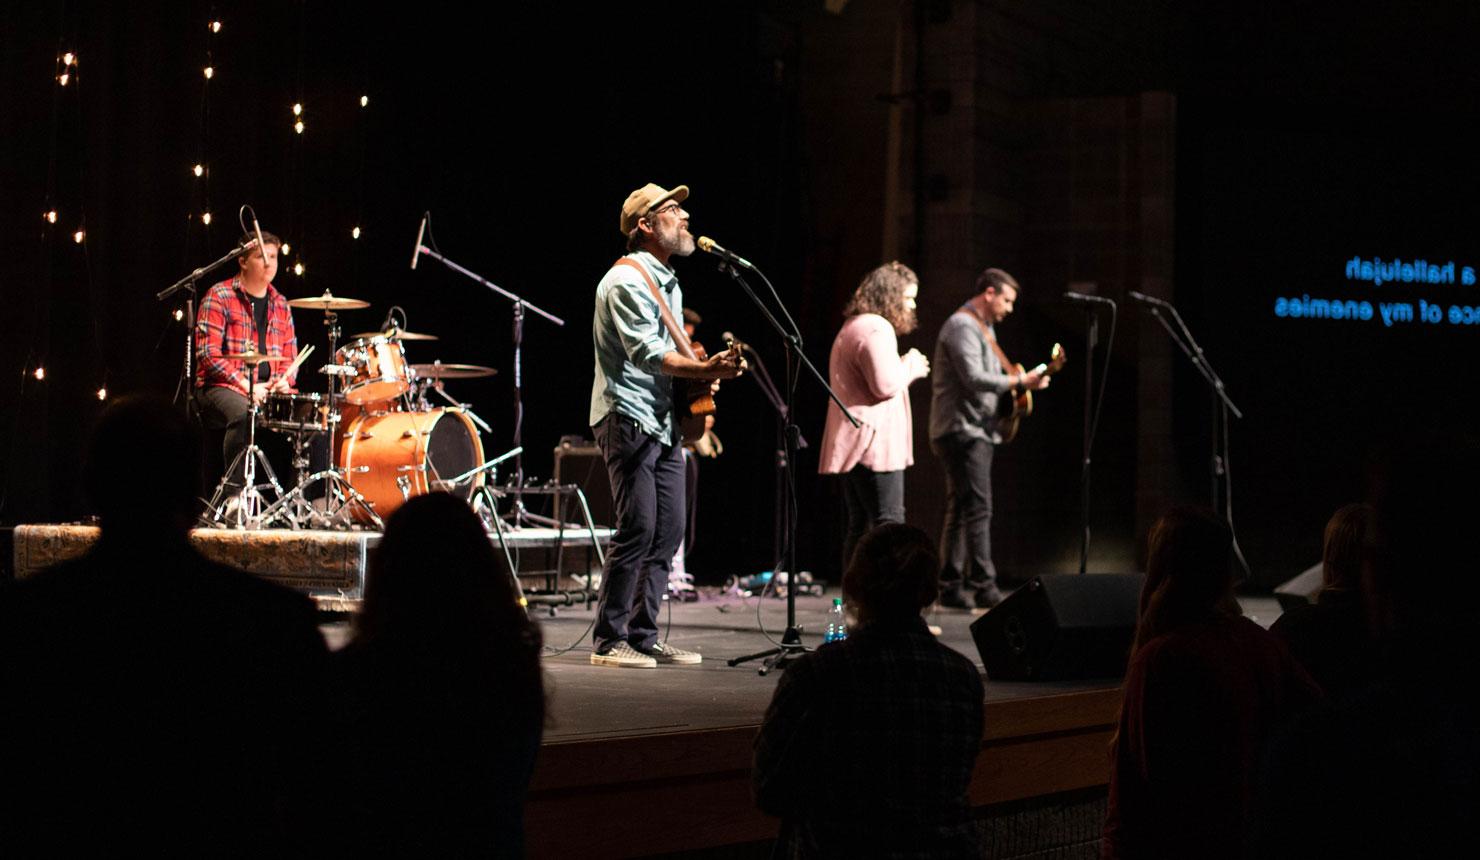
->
[349, 327, 439, 341]
[287, 291, 370, 310]
[219, 350, 293, 363]
[411, 363, 498, 379]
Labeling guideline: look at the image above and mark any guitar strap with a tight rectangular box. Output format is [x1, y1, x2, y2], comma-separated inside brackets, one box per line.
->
[614, 257, 698, 361]
[958, 308, 1016, 381]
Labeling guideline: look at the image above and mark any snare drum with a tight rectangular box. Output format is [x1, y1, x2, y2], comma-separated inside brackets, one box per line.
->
[335, 335, 411, 405]
[260, 391, 331, 432]
[337, 408, 485, 523]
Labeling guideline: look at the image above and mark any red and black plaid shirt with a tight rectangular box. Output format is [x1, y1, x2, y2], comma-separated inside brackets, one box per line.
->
[195, 275, 299, 392]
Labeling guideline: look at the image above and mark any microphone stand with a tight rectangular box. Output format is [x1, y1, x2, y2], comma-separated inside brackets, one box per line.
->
[157, 242, 256, 423]
[1141, 298, 1251, 579]
[413, 244, 564, 528]
[1077, 305, 1099, 574]
[735, 341, 807, 598]
[721, 262, 858, 676]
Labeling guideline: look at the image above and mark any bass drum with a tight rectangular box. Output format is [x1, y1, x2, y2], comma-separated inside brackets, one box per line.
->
[337, 408, 485, 525]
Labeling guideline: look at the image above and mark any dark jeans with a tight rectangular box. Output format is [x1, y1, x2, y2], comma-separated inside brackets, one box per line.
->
[932, 434, 997, 588]
[197, 386, 320, 497]
[593, 415, 685, 653]
[840, 466, 905, 574]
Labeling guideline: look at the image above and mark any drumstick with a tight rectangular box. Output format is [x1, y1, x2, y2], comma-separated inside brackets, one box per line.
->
[274, 344, 314, 387]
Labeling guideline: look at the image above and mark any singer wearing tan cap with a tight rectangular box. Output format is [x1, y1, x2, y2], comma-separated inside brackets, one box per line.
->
[588, 183, 744, 668]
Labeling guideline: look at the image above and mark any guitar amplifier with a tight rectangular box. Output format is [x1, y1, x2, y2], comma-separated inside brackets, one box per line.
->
[552, 437, 612, 528]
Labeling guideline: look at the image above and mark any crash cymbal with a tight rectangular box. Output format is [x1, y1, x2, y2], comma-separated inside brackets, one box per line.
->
[287, 291, 370, 310]
[410, 363, 498, 379]
[349, 327, 439, 341]
[218, 350, 294, 363]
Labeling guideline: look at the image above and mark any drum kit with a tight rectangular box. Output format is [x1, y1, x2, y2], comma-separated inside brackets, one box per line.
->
[203, 289, 502, 531]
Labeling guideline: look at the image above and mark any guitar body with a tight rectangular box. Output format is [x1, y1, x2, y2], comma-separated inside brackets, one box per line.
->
[996, 343, 1067, 444]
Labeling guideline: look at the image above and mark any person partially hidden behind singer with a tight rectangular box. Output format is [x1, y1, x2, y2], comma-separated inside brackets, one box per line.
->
[818, 261, 930, 576]
[195, 231, 298, 493]
[929, 267, 1048, 609]
[588, 182, 744, 668]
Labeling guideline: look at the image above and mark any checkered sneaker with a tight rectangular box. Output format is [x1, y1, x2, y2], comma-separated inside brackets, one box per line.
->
[642, 643, 702, 665]
[590, 641, 657, 669]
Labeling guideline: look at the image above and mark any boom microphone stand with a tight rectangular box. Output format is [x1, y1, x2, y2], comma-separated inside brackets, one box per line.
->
[717, 257, 858, 676]
[411, 232, 564, 527]
[1129, 291, 1251, 579]
[157, 239, 260, 420]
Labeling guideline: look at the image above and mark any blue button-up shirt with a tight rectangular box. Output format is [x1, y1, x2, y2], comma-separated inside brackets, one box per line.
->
[589, 250, 683, 442]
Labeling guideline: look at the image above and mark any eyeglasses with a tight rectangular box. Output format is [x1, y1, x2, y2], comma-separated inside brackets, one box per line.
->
[650, 202, 685, 218]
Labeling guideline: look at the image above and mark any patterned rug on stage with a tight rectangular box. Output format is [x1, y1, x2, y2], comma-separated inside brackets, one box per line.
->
[12, 524, 372, 599]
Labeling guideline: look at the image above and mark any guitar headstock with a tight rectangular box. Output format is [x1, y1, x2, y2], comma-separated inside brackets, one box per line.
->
[1047, 343, 1067, 374]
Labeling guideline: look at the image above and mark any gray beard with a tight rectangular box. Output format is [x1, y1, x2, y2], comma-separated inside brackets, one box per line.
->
[658, 229, 696, 258]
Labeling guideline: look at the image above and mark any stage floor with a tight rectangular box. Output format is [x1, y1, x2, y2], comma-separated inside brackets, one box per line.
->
[319, 591, 1283, 858]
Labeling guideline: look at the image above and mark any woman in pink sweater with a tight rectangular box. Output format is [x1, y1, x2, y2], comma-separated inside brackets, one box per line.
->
[818, 262, 931, 573]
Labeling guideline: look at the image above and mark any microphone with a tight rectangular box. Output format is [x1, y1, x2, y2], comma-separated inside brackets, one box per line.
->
[1127, 291, 1171, 308]
[696, 236, 754, 270]
[1063, 291, 1114, 306]
[252, 212, 268, 266]
[410, 213, 428, 270]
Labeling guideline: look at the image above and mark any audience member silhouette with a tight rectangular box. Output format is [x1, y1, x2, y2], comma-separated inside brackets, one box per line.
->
[1269, 503, 1379, 700]
[331, 492, 545, 857]
[753, 522, 984, 858]
[1101, 508, 1319, 860]
[1252, 433, 1480, 858]
[0, 394, 328, 855]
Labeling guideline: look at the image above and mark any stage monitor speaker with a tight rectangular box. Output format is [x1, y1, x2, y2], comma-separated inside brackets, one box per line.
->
[971, 573, 1144, 682]
[552, 437, 612, 528]
[1274, 562, 1323, 611]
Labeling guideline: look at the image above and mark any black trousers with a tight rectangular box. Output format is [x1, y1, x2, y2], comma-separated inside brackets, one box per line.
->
[932, 434, 998, 588]
[197, 386, 322, 498]
[592, 415, 685, 653]
[839, 466, 905, 574]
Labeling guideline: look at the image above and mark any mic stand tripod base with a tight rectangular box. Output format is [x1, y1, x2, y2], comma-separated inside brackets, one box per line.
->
[726, 625, 807, 676]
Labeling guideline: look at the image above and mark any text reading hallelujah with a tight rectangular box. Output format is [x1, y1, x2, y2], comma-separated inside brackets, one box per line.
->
[1274, 256, 1480, 328]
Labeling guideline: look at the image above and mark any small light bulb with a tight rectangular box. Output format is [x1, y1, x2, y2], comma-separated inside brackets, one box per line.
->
[201, 211, 212, 225]
[58, 72, 70, 86]
[210, 21, 222, 33]
[97, 387, 107, 401]
[173, 309, 184, 321]
[73, 229, 85, 244]
[192, 163, 204, 177]
[33, 367, 45, 381]
[62, 52, 75, 66]
[293, 262, 304, 276]
[281, 243, 291, 255]
[351, 226, 361, 240]
[203, 66, 214, 79]
[292, 102, 302, 116]
[44, 210, 58, 223]
[294, 120, 304, 134]
[360, 95, 369, 107]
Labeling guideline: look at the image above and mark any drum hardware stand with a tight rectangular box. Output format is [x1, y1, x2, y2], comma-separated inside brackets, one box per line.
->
[422, 379, 493, 435]
[204, 358, 287, 529]
[713, 260, 859, 675]
[410, 235, 565, 529]
[259, 361, 383, 530]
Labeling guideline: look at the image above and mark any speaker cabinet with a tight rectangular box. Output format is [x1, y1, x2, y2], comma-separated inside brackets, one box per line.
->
[970, 573, 1144, 681]
[552, 438, 612, 527]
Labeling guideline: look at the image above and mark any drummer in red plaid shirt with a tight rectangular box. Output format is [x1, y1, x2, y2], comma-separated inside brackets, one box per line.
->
[195, 232, 299, 493]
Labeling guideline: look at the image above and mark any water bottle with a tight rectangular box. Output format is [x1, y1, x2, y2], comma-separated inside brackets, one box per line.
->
[824, 597, 847, 644]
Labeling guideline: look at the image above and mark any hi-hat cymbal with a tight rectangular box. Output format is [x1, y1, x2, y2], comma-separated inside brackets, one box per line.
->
[410, 363, 498, 379]
[219, 350, 293, 363]
[349, 327, 439, 341]
[287, 291, 370, 310]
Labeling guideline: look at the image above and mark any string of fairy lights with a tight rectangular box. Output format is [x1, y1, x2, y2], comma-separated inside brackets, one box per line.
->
[22, 8, 375, 406]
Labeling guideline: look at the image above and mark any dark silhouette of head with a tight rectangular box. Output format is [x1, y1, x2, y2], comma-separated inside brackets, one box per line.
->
[354, 493, 543, 715]
[1365, 430, 1480, 645]
[1132, 507, 1237, 652]
[843, 522, 940, 626]
[1320, 503, 1374, 596]
[84, 394, 201, 534]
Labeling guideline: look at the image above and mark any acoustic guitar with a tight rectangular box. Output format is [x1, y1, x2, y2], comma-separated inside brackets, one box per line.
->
[998, 343, 1067, 443]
